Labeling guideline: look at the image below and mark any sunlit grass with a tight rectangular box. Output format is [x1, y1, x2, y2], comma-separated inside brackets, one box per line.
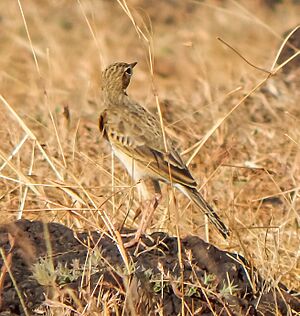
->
[0, 0, 299, 313]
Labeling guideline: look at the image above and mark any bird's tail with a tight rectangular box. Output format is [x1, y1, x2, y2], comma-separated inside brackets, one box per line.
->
[178, 185, 230, 239]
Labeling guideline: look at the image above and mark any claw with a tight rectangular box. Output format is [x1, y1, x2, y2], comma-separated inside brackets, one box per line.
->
[124, 194, 161, 248]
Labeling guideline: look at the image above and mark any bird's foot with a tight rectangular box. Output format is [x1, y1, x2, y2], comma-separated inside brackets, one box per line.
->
[124, 193, 161, 248]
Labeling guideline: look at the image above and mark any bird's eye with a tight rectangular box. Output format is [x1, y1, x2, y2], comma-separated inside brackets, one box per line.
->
[125, 67, 132, 76]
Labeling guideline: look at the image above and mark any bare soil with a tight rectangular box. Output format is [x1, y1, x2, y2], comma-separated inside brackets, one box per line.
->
[0, 220, 299, 315]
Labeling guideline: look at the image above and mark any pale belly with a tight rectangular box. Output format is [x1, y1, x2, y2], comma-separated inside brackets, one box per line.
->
[112, 146, 151, 181]
[112, 146, 162, 199]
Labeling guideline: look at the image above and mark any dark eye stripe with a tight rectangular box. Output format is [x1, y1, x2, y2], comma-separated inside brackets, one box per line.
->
[125, 67, 132, 75]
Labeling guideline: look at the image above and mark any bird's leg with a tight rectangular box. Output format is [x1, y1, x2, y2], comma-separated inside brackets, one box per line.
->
[124, 179, 161, 248]
[124, 194, 160, 248]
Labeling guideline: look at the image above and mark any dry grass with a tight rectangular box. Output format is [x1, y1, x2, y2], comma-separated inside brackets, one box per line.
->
[0, 0, 299, 313]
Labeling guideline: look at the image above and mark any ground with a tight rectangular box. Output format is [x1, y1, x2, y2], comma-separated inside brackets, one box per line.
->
[0, 0, 299, 315]
[1, 220, 299, 315]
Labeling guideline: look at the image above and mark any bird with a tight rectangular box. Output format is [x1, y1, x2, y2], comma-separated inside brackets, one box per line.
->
[99, 61, 229, 247]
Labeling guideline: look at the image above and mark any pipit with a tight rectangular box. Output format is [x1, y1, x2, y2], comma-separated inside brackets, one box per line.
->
[99, 62, 229, 247]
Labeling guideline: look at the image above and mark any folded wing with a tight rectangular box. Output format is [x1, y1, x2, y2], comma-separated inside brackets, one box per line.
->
[99, 106, 197, 188]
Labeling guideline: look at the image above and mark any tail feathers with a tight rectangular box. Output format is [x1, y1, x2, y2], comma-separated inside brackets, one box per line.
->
[179, 186, 230, 239]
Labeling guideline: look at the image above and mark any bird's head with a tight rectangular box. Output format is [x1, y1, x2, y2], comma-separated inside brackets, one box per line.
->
[101, 62, 137, 102]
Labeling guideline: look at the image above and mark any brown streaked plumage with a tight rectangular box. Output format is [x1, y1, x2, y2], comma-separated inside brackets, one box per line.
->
[99, 61, 229, 242]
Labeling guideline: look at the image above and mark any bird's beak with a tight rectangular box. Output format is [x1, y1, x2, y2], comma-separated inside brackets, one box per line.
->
[130, 61, 138, 68]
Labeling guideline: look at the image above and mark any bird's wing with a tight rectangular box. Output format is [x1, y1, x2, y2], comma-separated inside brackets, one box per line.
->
[99, 105, 197, 188]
